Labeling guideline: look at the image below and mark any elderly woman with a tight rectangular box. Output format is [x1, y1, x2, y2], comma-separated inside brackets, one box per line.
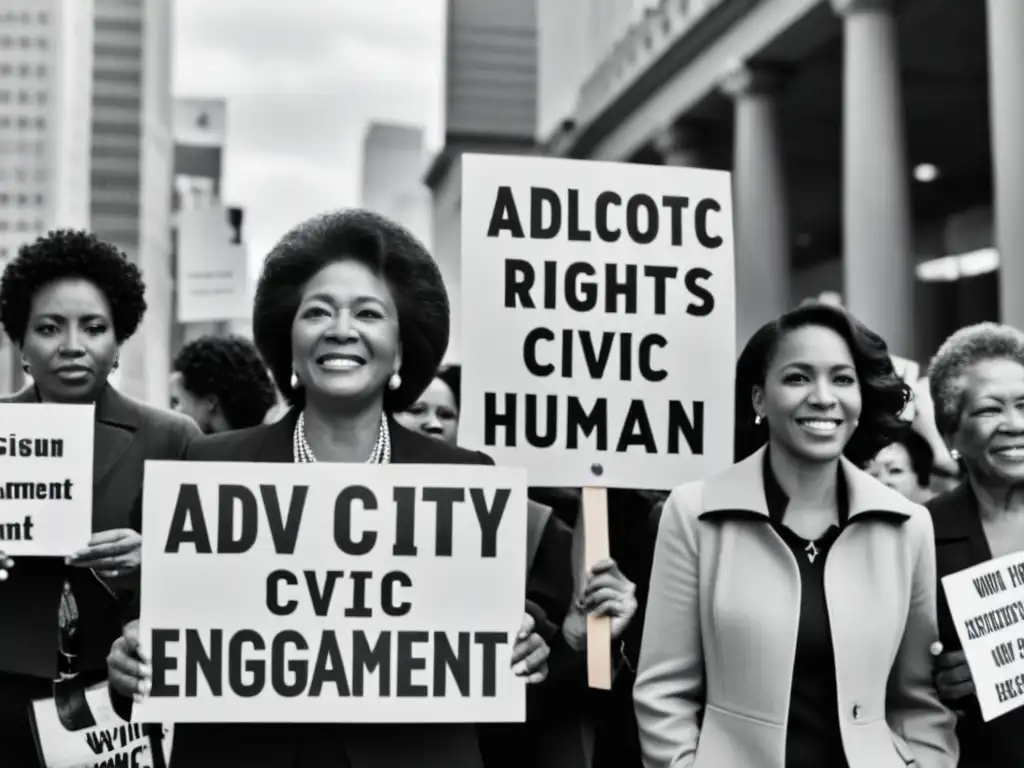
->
[0, 230, 198, 766]
[926, 323, 1024, 766]
[635, 303, 957, 768]
[169, 334, 277, 433]
[107, 210, 552, 768]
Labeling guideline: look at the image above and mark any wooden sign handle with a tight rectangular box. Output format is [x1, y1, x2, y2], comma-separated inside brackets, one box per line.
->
[581, 486, 612, 690]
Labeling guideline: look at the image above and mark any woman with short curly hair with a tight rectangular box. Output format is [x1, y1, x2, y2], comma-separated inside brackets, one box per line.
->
[108, 209, 553, 768]
[0, 229, 199, 766]
[636, 303, 957, 768]
[926, 322, 1024, 766]
[170, 334, 277, 432]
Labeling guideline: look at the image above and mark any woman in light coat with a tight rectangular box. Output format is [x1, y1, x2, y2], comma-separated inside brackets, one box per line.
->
[634, 303, 958, 768]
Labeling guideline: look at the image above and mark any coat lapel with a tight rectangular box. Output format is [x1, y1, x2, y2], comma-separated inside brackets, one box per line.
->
[92, 386, 138, 487]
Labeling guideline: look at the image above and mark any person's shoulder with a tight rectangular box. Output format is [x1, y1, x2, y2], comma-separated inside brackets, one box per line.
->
[924, 482, 972, 535]
[391, 420, 493, 466]
[129, 396, 198, 436]
[185, 422, 276, 461]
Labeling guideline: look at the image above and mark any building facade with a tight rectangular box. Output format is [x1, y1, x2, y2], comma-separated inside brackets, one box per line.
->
[361, 122, 432, 250]
[426, 0, 541, 363]
[541, 0, 1023, 363]
[90, 0, 174, 405]
[0, 0, 94, 392]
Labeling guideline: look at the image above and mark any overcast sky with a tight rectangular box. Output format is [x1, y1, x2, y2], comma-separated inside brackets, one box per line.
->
[172, 0, 446, 272]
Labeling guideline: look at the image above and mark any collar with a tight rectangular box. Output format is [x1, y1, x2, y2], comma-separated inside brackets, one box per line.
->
[9, 383, 138, 430]
[762, 449, 850, 527]
[699, 445, 912, 525]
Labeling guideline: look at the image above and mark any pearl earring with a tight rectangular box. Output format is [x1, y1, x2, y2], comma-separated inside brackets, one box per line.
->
[754, 413, 763, 425]
[388, 372, 402, 390]
[290, 369, 300, 390]
[950, 449, 961, 462]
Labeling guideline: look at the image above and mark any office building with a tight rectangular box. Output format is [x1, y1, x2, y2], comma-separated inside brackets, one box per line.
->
[425, 0, 541, 363]
[361, 121, 432, 250]
[0, 0, 94, 392]
[541, 0, 1023, 361]
[90, 0, 174, 404]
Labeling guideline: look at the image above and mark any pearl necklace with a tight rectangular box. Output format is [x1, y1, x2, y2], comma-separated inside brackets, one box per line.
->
[292, 411, 391, 465]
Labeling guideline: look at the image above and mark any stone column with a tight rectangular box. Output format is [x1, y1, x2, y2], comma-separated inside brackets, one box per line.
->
[986, 0, 1024, 330]
[721, 64, 791, 348]
[651, 122, 704, 167]
[833, 0, 914, 355]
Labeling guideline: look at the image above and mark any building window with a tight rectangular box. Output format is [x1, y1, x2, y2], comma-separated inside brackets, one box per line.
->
[0, 194, 8, 205]
[19, 37, 31, 49]
[34, 194, 44, 206]
[0, 117, 8, 128]
[20, 11, 30, 23]
[34, 220, 44, 232]
[17, 117, 28, 129]
[17, 91, 29, 104]
[36, 91, 46, 105]
[0, 64, 10, 76]
[18, 64, 29, 77]
[37, 12, 49, 25]
[16, 220, 28, 231]
[16, 194, 27, 206]
[36, 38, 48, 50]
[36, 64, 46, 77]
[0, 37, 9, 49]
[34, 117, 44, 129]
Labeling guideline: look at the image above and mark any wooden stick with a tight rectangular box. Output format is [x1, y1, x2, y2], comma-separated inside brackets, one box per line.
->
[582, 486, 612, 690]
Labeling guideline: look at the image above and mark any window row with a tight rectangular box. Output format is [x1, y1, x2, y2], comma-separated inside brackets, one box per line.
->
[0, 90, 50, 107]
[0, 63, 48, 78]
[0, 36, 49, 50]
[1, 11, 48, 25]
[0, 116, 47, 129]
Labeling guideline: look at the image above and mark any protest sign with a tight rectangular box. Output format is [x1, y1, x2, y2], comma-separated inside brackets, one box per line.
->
[459, 154, 736, 490]
[0, 404, 94, 555]
[135, 461, 528, 723]
[31, 682, 173, 768]
[942, 552, 1024, 720]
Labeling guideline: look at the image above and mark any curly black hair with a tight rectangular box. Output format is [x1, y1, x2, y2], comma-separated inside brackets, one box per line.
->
[252, 209, 449, 412]
[734, 302, 911, 466]
[173, 335, 277, 430]
[0, 229, 146, 345]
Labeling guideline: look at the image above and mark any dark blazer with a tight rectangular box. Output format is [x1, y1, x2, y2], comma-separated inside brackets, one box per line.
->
[129, 408, 567, 768]
[929, 482, 1024, 766]
[0, 384, 197, 765]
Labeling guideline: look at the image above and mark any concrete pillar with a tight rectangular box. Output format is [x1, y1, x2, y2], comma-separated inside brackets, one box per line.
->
[721, 64, 791, 348]
[651, 122, 704, 167]
[833, 0, 914, 355]
[986, 0, 1024, 330]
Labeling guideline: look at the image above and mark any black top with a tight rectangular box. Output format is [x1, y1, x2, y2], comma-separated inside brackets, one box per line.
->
[763, 455, 851, 768]
[928, 481, 1024, 767]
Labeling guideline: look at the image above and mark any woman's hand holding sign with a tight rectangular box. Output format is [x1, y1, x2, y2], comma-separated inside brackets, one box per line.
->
[108, 619, 151, 703]
[561, 559, 638, 652]
[931, 641, 975, 702]
[0, 549, 13, 581]
[512, 613, 550, 684]
[66, 528, 141, 580]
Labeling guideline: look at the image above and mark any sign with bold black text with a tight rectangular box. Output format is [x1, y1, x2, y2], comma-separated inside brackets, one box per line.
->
[459, 154, 736, 489]
[135, 461, 528, 723]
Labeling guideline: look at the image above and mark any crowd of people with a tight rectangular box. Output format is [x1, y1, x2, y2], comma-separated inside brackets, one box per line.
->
[0, 211, 1021, 767]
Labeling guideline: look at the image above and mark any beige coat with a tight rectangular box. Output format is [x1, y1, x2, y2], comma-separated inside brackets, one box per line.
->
[634, 447, 957, 768]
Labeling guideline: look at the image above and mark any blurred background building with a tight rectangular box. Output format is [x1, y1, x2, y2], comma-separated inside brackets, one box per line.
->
[537, 0, 1023, 363]
[424, 0, 1023, 368]
[91, 0, 174, 405]
[171, 96, 251, 352]
[424, 0, 541, 364]
[360, 121, 432, 250]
